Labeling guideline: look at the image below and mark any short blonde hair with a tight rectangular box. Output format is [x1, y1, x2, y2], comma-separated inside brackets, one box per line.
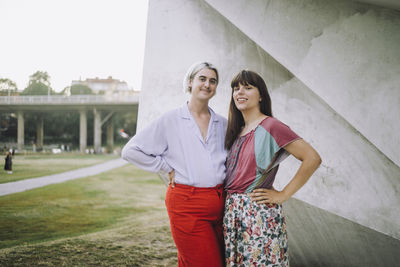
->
[183, 61, 219, 93]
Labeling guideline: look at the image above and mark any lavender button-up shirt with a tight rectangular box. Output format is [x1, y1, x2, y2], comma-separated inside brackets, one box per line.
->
[121, 104, 227, 187]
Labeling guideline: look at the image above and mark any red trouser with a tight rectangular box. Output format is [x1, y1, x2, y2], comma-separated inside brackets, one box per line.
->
[165, 183, 225, 267]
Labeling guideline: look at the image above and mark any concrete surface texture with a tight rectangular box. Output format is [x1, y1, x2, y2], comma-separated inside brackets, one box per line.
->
[140, 0, 400, 265]
[205, 0, 400, 168]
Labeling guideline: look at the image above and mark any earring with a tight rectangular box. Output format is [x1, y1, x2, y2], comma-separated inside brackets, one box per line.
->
[259, 98, 262, 102]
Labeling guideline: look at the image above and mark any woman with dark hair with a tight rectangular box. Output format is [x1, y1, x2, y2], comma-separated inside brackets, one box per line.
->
[224, 70, 321, 266]
[122, 62, 227, 267]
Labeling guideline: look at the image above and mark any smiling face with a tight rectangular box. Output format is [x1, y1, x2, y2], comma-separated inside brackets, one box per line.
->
[225, 70, 273, 149]
[229, 70, 272, 117]
[233, 83, 261, 112]
[189, 68, 218, 101]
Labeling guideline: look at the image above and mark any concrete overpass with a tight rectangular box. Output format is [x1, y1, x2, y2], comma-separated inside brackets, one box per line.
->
[0, 95, 138, 153]
[138, 0, 400, 266]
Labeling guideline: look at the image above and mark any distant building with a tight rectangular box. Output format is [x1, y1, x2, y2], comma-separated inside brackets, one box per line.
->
[71, 76, 133, 95]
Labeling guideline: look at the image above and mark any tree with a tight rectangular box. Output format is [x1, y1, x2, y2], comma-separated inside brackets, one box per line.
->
[22, 71, 54, 95]
[21, 82, 51, 95]
[0, 78, 18, 96]
[70, 84, 93, 95]
[29, 71, 50, 86]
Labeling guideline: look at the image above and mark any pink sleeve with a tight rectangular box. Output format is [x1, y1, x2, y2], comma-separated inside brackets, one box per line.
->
[263, 118, 301, 148]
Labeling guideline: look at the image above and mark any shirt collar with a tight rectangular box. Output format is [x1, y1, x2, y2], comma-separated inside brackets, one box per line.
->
[179, 102, 219, 122]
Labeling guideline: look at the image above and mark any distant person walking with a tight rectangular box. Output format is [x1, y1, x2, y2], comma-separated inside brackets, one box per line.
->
[122, 62, 227, 267]
[4, 151, 12, 174]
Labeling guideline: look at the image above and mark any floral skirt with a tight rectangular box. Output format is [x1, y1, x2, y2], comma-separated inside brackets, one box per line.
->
[223, 193, 289, 267]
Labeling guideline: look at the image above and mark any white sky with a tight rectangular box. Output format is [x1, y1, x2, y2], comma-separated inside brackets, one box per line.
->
[0, 0, 149, 92]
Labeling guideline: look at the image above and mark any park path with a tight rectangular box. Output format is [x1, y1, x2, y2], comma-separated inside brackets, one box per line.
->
[0, 158, 128, 197]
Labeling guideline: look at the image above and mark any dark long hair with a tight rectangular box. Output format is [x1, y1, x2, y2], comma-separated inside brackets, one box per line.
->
[225, 70, 273, 150]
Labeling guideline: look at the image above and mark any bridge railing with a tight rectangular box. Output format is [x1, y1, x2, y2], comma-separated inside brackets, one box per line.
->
[0, 94, 139, 105]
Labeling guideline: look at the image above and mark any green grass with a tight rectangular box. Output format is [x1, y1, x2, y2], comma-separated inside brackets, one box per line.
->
[0, 164, 177, 266]
[0, 153, 118, 183]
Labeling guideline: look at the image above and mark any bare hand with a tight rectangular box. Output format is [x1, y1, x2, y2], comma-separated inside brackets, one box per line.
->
[249, 188, 289, 205]
[168, 170, 175, 188]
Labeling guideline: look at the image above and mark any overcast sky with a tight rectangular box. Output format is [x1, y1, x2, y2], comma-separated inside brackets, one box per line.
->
[0, 0, 149, 92]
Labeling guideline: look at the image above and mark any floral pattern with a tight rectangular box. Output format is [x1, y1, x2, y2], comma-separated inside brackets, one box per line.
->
[223, 193, 289, 267]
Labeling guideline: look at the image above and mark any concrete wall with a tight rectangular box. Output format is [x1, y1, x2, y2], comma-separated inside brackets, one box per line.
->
[205, 0, 400, 167]
[139, 0, 400, 265]
[271, 77, 400, 238]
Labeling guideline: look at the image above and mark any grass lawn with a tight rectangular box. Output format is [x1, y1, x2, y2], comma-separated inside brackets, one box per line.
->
[0, 164, 177, 266]
[0, 153, 119, 184]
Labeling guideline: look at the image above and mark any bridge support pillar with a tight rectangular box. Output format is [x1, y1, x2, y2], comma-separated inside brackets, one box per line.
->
[17, 111, 24, 151]
[36, 114, 44, 151]
[79, 110, 87, 153]
[106, 118, 114, 153]
[93, 109, 102, 154]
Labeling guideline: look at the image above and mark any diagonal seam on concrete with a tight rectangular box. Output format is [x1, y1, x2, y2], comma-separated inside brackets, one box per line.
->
[0, 158, 128, 197]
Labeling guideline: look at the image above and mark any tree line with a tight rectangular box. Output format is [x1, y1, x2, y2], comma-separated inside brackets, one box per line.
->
[0, 71, 137, 150]
[0, 71, 93, 96]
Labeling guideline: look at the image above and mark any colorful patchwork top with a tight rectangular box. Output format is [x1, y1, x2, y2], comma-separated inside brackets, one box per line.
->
[224, 116, 301, 193]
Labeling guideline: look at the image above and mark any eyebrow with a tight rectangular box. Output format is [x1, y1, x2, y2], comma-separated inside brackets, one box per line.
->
[198, 75, 217, 81]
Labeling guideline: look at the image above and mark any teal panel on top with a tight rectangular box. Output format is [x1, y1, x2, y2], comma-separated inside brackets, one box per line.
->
[245, 126, 280, 193]
[254, 126, 280, 171]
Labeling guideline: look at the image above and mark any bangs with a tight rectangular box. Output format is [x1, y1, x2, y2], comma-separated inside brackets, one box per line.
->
[231, 70, 258, 89]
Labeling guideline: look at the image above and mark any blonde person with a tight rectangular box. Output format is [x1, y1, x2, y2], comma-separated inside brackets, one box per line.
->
[122, 62, 227, 267]
[223, 70, 321, 266]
